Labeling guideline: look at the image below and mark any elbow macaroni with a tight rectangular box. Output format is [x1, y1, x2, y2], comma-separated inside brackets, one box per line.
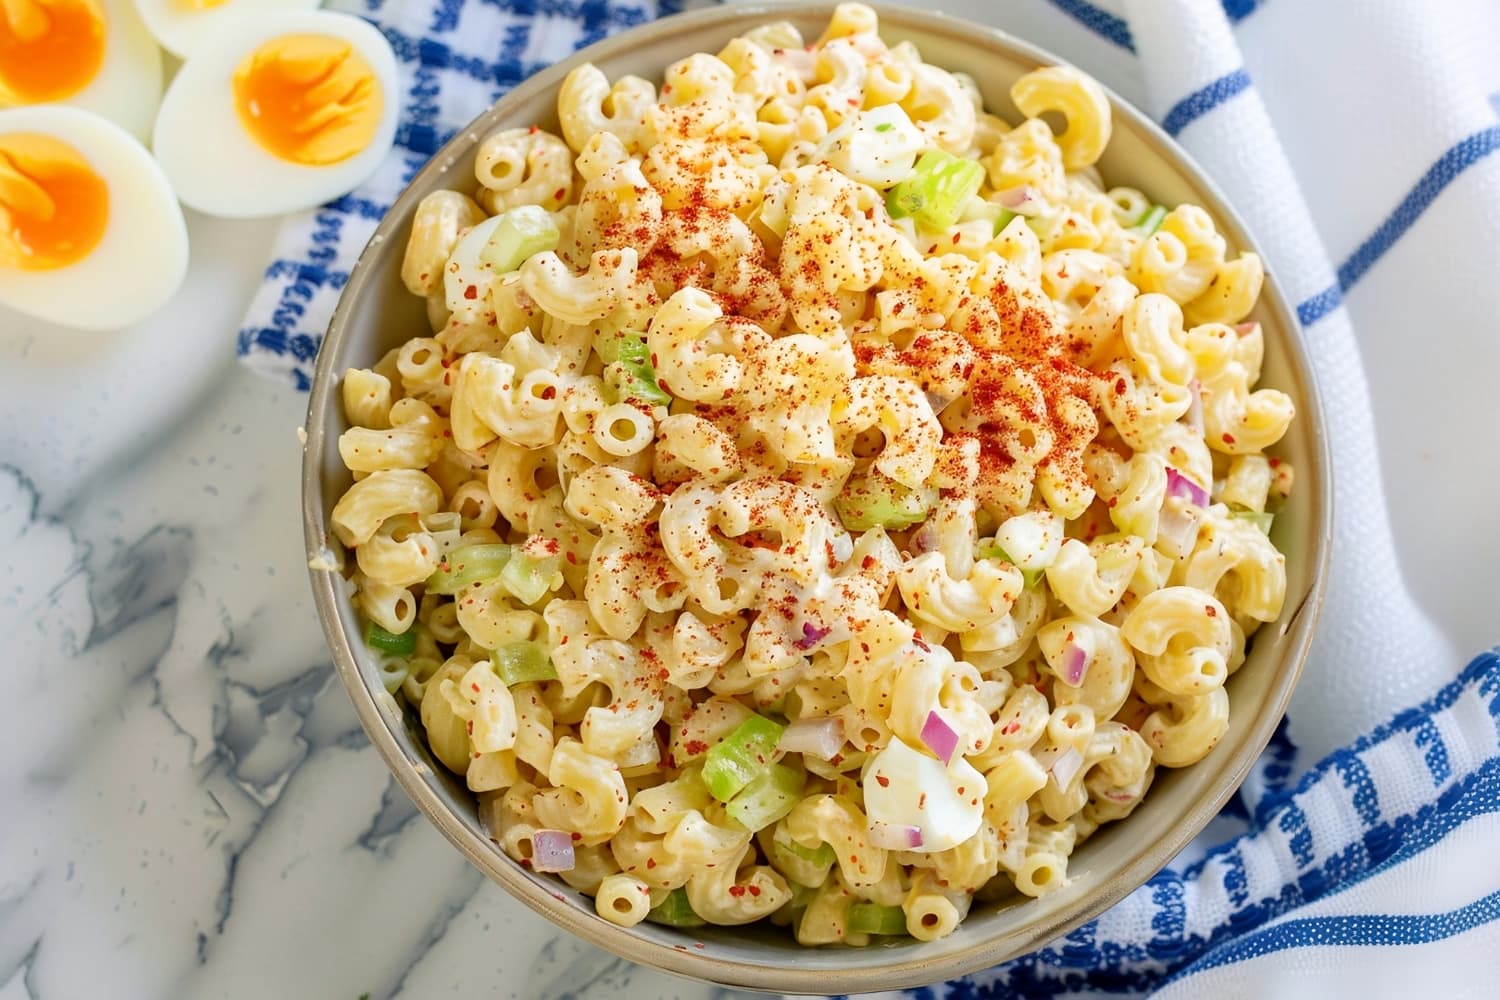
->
[332, 3, 1298, 946]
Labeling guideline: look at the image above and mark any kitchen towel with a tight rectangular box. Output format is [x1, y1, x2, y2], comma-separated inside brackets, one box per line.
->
[237, 0, 1500, 995]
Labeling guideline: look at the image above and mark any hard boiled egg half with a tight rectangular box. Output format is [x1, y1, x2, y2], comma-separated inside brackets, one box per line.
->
[0, 0, 163, 140]
[153, 10, 398, 219]
[0, 105, 188, 328]
[132, 0, 320, 59]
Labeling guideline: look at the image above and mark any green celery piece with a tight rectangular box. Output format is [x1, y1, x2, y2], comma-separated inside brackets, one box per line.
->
[701, 714, 785, 802]
[646, 887, 706, 928]
[726, 763, 804, 831]
[833, 473, 937, 532]
[1232, 509, 1275, 535]
[425, 543, 512, 595]
[778, 835, 836, 868]
[491, 640, 558, 686]
[365, 620, 415, 656]
[976, 542, 1045, 588]
[1135, 204, 1168, 235]
[962, 198, 1018, 235]
[375, 656, 411, 694]
[594, 330, 646, 365]
[848, 902, 908, 936]
[885, 150, 987, 230]
[498, 550, 561, 605]
[604, 359, 673, 408]
[478, 205, 560, 273]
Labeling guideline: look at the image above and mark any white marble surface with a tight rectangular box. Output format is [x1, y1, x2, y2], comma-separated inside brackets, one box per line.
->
[0, 214, 751, 1000]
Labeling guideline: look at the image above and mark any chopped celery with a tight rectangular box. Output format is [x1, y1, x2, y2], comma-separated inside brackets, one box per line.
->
[375, 655, 411, 694]
[1232, 509, 1275, 535]
[365, 620, 415, 656]
[961, 198, 1018, 235]
[1135, 204, 1168, 235]
[976, 542, 1045, 588]
[886, 149, 987, 230]
[726, 763, 804, 831]
[491, 640, 558, 685]
[646, 887, 705, 928]
[833, 473, 937, 532]
[498, 550, 561, 605]
[478, 205, 560, 273]
[425, 543, 512, 595]
[779, 835, 836, 868]
[604, 356, 673, 408]
[848, 902, 908, 936]
[701, 714, 785, 802]
[594, 329, 646, 365]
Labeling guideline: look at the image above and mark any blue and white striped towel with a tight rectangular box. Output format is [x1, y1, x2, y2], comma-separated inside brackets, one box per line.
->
[239, 1, 1500, 995]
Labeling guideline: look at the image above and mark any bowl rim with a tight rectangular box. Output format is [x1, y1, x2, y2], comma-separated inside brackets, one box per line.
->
[302, 2, 1334, 992]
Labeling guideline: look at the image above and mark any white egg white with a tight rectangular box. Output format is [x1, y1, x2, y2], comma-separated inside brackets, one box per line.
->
[0, 106, 188, 330]
[131, 0, 321, 59]
[0, 0, 163, 142]
[152, 10, 399, 219]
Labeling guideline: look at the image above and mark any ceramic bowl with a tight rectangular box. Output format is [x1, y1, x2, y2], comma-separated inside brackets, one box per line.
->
[303, 3, 1332, 992]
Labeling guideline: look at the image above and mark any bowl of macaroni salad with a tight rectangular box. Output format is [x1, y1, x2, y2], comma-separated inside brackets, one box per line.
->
[302, 2, 1331, 991]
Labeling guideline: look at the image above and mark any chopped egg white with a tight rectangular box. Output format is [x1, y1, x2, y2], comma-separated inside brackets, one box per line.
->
[862, 736, 985, 854]
[0, 104, 187, 329]
[152, 9, 398, 218]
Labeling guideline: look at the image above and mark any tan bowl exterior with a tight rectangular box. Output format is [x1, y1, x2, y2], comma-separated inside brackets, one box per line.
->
[303, 3, 1332, 992]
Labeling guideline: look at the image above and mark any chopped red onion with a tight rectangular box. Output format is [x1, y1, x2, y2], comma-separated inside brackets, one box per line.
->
[920, 710, 960, 765]
[910, 520, 941, 554]
[1234, 321, 1259, 336]
[1057, 640, 1090, 687]
[778, 716, 845, 760]
[1048, 747, 1084, 789]
[795, 622, 832, 650]
[995, 185, 1045, 216]
[924, 390, 956, 415]
[1165, 466, 1210, 509]
[1185, 379, 1204, 435]
[530, 829, 576, 873]
[868, 821, 924, 851]
[1156, 500, 1203, 560]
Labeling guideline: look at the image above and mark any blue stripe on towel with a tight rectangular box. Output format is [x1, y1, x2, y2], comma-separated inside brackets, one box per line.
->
[1044, 0, 1135, 52]
[1046, 0, 1265, 51]
[1221, 0, 1264, 22]
[1176, 885, 1500, 980]
[1335, 125, 1500, 291]
[1296, 125, 1500, 326]
[1162, 68, 1252, 137]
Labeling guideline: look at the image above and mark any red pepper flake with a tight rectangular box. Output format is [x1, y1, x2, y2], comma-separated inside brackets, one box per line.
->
[1206, 605, 1218, 617]
[728, 885, 747, 898]
[918, 793, 927, 810]
[463, 284, 478, 300]
[747, 884, 762, 897]
[685, 739, 709, 756]
[875, 774, 890, 787]
[646, 857, 657, 869]
[1222, 432, 1236, 445]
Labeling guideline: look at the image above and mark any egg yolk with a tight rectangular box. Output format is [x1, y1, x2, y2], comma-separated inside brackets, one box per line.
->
[176, 0, 229, 8]
[0, 132, 109, 271]
[234, 34, 383, 167]
[0, 0, 106, 104]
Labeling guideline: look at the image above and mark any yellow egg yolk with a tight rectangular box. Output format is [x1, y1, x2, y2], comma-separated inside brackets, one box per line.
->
[176, 0, 229, 8]
[233, 34, 383, 167]
[0, 0, 106, 104]
[0, 132, 108, 270]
